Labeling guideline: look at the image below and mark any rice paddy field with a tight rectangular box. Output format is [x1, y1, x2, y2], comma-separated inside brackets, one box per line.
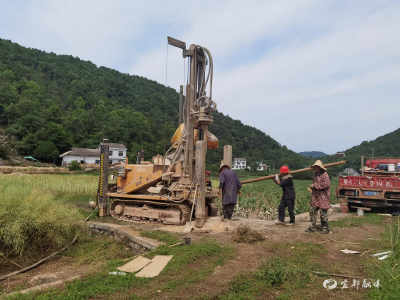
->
[0, 174, 98, 258]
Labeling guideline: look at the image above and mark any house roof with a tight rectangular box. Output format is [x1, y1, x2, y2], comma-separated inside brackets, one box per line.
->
[234, 158, 246, 160]
[98, 143, 127, 150]
[60, 148, 100, 158]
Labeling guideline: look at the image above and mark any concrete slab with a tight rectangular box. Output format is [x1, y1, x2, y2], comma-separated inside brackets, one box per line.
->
[118, 227, 165, 250]
[135, 255, 173, 278]
[117, 256, 151, 273]
[86, 222, 166, 250]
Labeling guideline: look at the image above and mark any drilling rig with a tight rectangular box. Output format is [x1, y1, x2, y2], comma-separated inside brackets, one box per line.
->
[102, 37, 222, 227]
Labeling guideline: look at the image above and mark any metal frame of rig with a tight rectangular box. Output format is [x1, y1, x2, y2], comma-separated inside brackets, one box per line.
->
[96, 37, 229, 228]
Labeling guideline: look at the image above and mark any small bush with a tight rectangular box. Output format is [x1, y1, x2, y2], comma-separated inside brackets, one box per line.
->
[68, 160, 82, 171]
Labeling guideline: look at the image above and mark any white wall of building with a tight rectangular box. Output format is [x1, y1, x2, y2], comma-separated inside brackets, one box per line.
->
[232, 158, 247, 170]
[109, 147, 126, 163]
[62, 155, 99, 165]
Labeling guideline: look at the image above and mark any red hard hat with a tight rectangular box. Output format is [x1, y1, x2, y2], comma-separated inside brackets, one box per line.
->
[205, 171, 210, 176]
[280, 166, 290, 174]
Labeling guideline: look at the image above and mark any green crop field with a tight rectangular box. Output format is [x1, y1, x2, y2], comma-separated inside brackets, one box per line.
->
[211, 178, 339, 220]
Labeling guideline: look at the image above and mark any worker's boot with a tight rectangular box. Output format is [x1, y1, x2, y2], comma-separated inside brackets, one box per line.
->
[275, 221, 286, 225]
[222, 211, 228, 220]
[305, 226, 316, 233]
[321, 226, 330, 234]
[227, 212, 233, 220]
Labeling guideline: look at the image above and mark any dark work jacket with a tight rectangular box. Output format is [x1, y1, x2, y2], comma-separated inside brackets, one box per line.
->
[279, 175, 295, 200]
[219, 168, 242, 206]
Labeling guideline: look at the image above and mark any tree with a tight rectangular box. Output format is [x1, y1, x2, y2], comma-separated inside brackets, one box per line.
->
[17, 133, 38, 155]
[0, 145, 8, 158]
[33, 141, 59, 161]
[37, 122, 72, 153]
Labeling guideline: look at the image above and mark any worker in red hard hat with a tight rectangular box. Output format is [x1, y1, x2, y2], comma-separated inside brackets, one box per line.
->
[272, 165, 296, 226]
[205, 170, 212, 188]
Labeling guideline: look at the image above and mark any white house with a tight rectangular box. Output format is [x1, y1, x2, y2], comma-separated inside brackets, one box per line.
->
[60, 148, 100, 165]
[232, 158, 247, 170]
[60, 143, 127, 165]
[256, 162, 270, 171]
[97, 143, 127, 164]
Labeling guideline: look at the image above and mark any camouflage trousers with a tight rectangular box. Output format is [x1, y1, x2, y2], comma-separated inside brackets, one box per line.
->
[309, 206, 329, 231]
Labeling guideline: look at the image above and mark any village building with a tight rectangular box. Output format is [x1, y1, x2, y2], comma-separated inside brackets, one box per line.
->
[257, 162, 270, 171]
[60, 143, 127, 165]
[336, 152, 346, 157]
[60, 148, 100, 165]
[97, 142, 127, 164]
[232, 158, 247, 170]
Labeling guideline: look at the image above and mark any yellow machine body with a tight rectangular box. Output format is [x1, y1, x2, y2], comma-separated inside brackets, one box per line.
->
[118, 164, 163, 194]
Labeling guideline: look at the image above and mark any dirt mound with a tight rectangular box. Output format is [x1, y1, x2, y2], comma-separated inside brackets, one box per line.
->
[233, 226, 265, 243]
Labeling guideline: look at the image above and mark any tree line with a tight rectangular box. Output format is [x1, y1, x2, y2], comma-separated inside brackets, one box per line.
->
[0, 38, 314, 169]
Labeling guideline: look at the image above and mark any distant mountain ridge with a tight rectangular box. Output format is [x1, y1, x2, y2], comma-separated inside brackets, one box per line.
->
[319, 128, 400, 170]
[298, 151, 328, 158]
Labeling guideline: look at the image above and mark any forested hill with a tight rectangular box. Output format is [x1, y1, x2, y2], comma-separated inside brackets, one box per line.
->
[298, 151, 328, 158]
[318, 128, 400, 171]
[0, 38, 312, 170]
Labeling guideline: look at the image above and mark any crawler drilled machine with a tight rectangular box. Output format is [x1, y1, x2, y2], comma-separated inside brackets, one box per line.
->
[103, 37, 221, 227]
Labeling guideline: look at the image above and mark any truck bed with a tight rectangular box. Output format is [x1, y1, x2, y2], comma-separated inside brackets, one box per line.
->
[336, 175, 400, 208]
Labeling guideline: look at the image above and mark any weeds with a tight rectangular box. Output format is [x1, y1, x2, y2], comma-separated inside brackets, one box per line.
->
[0, 184, 83, 257]
[366, 217, 400, 299]
[257, 257, 292, 286]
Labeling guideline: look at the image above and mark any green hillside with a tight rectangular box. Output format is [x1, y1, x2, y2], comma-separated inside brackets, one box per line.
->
[318, 128, 400, 172]
[298, 151, 328, 158]
[0, 38, 312, 170]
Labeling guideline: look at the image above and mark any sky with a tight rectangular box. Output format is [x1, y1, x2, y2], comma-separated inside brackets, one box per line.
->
[0, 0, 399, 154]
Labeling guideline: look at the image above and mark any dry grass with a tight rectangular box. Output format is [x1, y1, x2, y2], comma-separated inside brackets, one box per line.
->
[0, 166, 69, 174]
[0, 176, 86, 257]
[233, 226, 265, 244]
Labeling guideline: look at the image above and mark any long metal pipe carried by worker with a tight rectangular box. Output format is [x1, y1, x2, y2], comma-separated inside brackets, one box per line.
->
[241, 160, 348, 185]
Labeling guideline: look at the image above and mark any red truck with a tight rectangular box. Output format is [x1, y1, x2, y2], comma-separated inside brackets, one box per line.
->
[336, 157, 400, 209]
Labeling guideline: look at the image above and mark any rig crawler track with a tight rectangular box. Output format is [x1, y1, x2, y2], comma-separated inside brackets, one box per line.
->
[110, 200, 191, 225]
